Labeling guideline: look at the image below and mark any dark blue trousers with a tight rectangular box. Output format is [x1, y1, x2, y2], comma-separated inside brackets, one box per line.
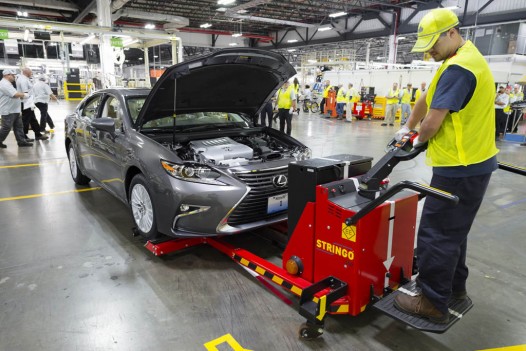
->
[260, 101, 273, 128]
[278, 108, 292, 135]
[417, 172, 492, 314]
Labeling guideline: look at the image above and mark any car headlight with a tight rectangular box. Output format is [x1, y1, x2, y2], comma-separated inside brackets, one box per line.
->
[160, 160, 225, 185]
[293, 147, 312, 161]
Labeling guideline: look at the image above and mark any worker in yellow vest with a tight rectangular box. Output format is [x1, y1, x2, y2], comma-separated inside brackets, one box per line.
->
[393, 8, 498, 324]
[504, 84, 524, 133]
[336, 84, 346, 120]
[345, 83, 358, 123]
[415, 81, 427, 102]
[276, 80, 297, 135]
[319, 80, 332, 116]
[400, 83, 413, 124]
[382, 82, 400, 126]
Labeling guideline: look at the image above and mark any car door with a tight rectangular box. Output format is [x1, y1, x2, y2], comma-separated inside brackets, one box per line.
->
[89, 94, 129, 199]
[75, 94, 102, 178]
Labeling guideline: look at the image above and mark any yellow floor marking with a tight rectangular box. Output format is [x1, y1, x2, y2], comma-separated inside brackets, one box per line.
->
[0, 187, 101, 202]
[478, 345, 526, 351]
[0, 160, 66, 169]
[204, 333, 252, 351]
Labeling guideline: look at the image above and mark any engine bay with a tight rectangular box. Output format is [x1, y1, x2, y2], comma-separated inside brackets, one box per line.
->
[169, 134, 302, 167]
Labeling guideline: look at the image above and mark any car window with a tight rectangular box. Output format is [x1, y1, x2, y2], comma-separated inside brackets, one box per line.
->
[101, 95, 123, 130]
[81, 96, 101, 119]
[126, 97, 146, 123]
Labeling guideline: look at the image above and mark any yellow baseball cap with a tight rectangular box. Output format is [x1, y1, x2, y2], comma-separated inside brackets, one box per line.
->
[412, 8, 459, 52]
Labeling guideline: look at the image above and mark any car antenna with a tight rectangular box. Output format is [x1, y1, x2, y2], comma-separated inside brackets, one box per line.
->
[172, 76, 176, 146]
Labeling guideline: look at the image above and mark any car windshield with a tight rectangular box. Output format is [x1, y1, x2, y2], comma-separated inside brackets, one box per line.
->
[126, 97, 250, 130]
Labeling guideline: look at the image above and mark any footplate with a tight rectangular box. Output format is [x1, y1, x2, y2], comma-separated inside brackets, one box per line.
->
[373, 280, 473, 334]
[299, 276, 347, 324]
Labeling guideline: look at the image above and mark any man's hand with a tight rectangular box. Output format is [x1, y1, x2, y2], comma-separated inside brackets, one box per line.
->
[395, 125, 410, 141]
[412, 135, 425, 148]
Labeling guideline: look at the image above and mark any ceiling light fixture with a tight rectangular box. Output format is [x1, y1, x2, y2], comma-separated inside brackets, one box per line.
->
[217, 0, 235, 5]
[318, 26, 332, 32]
[229, 42, 238, 46]
[200, 23, 212, 28]
[287, 39, 298, 43]
[232, 33, 242, 37]
[216, 7, 227, 12]
[17, 10, 28, 17]
[287, 49, 296, 52]
[144, 23, 155, 29]
[329, 11, 347, 18]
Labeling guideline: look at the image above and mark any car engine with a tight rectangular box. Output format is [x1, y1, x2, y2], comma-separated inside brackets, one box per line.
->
[175, 135, 295, 167]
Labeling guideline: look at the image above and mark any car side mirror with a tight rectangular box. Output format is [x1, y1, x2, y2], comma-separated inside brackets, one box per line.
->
[92, 117, 116, 133]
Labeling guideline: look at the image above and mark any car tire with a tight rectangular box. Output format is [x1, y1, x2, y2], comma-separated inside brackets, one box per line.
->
[67, 144, 91, 185]
[129, 174, 159, 240]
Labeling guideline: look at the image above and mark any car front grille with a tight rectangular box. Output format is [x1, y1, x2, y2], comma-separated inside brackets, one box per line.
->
[228, 167, 288, 226]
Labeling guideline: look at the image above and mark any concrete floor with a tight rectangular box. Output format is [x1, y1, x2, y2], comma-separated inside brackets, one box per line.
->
[0, 101, 525, 351]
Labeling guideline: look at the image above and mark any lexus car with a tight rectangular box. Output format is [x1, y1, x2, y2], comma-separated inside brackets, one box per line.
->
[65, 48, 311, 239]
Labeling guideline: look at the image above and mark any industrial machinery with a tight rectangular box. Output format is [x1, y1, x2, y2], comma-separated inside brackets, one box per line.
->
[143, 131, 524, 339]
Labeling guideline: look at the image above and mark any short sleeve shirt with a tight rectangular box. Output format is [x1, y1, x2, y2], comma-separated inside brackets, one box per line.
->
[33, 81, 53, 104]
[0, 78, 21, 115]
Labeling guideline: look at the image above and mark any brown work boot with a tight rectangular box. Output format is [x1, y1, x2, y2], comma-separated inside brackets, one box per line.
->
[394, 293, 449, 324]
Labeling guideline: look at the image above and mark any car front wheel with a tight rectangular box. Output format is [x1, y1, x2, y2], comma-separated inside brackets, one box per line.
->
[129, 174, 158, 239]
[68, 144, 91, 185]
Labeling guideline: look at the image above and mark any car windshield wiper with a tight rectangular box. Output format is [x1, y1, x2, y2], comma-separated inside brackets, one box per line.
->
[181, 123, 242, 132]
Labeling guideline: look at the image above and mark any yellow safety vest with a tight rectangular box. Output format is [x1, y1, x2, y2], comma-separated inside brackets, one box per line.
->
[386, 88, 400, 104]
[503, 92, 524, 113]
[401, 89, 412, 104]
[346, 88, 359, 103]
[277, 86, 293, 109]
[415, 88, 425, 102]
[336, 88, 347, 103]
[293, 83, 300, 95]
[425, 40, 498, 167]
[323, 86, 332, 98]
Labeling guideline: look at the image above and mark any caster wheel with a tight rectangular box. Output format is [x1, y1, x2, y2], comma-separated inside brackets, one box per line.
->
[299, 323, 324, 340]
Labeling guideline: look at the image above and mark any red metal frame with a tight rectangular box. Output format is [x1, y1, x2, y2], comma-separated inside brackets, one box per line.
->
[144, 179, 417, 322]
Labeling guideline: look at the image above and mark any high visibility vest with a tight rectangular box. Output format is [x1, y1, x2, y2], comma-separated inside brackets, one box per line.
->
[425, 40, 498, 167]
[401, 88, 412, 104]
[504, 92, 524, 113]
[277, 86, 293, 109]
[386, 88, 400, 104]
[336, 88, 347, 103]
[415, 88, 425, 102]
[346, 88, 359, 103]
[293, 83, 300, 95]
[322, 85, 332, 98]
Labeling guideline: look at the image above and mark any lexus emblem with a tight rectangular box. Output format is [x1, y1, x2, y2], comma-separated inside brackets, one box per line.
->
[272, 174, 288, 188]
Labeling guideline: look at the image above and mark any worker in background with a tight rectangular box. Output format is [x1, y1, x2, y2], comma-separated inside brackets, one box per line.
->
[302, 84, 312, 112]
[504, 84, 524, 133]
[415, 81, 427, 101]
[494, 85, 509, 141]
[319, 80, 331, 116]
[393, 8, 498, 324]
[336, 84, 346, 120]
[259, 99, 274, 128]
[276, 80, 296, 136]
[382, 82, 399, 126]
[345, 83, 358, 123]
[0, 69, 33, 148]
[33, 75, 58, 134]
[16, 68, 48, 141]
[400, 83, 413, 125]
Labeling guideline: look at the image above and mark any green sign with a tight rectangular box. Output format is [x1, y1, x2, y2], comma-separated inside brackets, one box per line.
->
[0, 29, 8, 40]
[111, 37, 123, 47]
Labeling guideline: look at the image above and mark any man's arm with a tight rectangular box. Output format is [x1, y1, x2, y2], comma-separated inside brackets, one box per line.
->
[417, 108, 449, 142]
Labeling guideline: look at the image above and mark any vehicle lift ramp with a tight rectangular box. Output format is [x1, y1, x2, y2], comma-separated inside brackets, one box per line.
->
[145, 133, 523, 339]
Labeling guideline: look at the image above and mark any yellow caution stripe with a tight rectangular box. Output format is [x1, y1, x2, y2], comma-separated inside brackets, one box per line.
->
[235, 254, 303, 296]
[0, 187, 101, 202]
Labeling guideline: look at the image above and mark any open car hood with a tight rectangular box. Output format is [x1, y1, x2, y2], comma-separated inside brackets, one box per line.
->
[136, 48, 296, 128]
